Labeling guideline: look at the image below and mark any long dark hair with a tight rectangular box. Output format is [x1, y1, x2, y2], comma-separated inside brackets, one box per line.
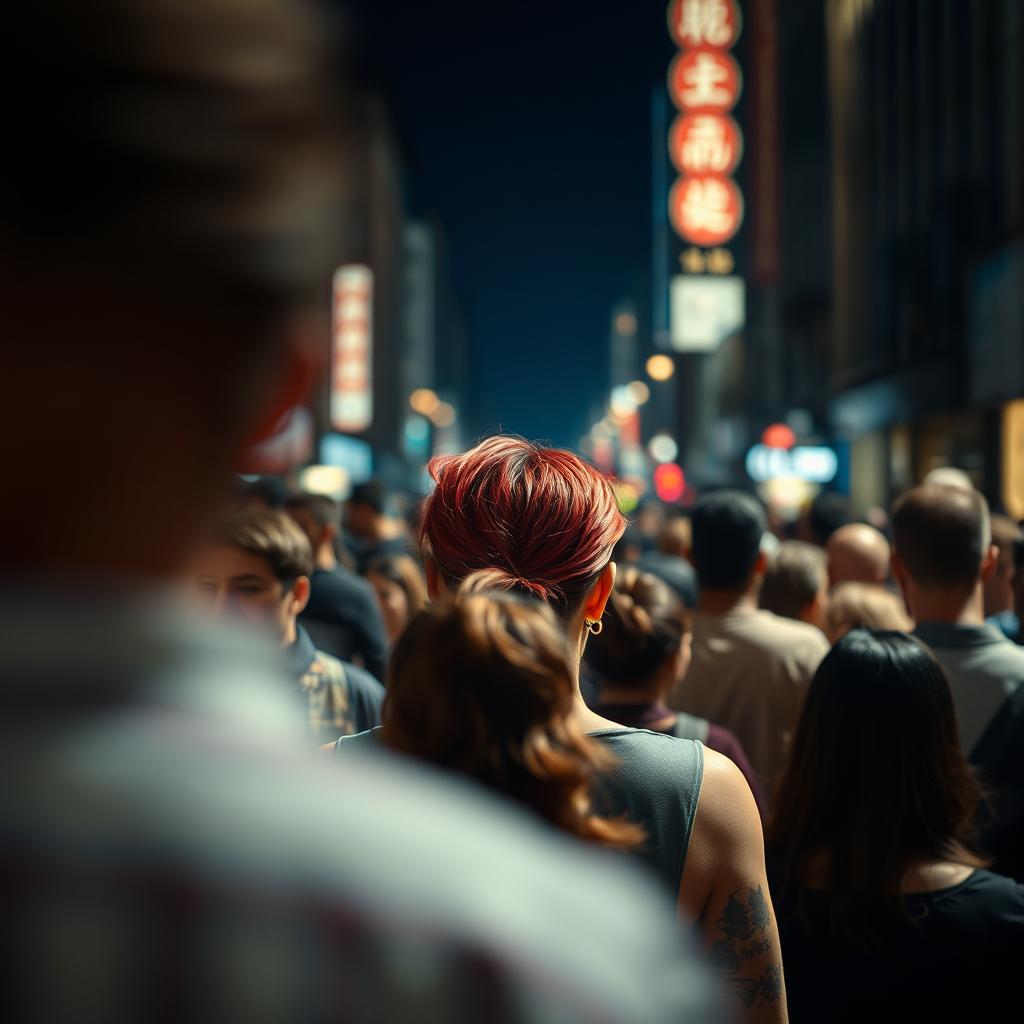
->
[382, 571, 643, 850]
[768, 629, 984, 945]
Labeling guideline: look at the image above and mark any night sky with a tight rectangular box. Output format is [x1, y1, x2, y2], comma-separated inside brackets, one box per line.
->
[344, 1, 672, 448]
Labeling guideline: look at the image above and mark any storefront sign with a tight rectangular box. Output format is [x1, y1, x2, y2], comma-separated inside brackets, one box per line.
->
[330, 264, 373, 433]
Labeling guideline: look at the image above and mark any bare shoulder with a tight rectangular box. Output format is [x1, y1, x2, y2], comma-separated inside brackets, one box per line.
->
[696, 749, 763, 848]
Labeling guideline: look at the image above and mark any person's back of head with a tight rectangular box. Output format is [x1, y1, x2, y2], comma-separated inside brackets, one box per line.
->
[420, 435, 625, 619]
[584, 569, 687, 688]
[803, 491, 852, 547]
[658, 517, 692, 558]
[383, 572, 642, 849]
[824, 582, 913, 643]
[6, 0, 346, 578]
[769, 629, 982, 944]
[891, 485, 992, 595]
[690, 490, 767, 592]
[759, 542, 827, 627]
[923, 466, 975, 492]
[826, 523, 892, 588]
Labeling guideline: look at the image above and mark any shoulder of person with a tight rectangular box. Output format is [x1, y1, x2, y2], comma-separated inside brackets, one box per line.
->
[334, 726, 384, 752]
[952, 869, 1024, 929]
[600, 729, 704, 782]
[341, 660, 386, 702]
[751, 609, 830, 654]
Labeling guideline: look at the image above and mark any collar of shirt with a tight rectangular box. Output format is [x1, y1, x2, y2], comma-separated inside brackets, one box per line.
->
[282, 624, 318, 680]
[913, 620, 1009, 650]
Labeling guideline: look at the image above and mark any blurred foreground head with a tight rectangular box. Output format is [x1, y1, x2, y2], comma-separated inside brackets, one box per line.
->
[384, 571, 642, 849]
[3, 0, 347, 577]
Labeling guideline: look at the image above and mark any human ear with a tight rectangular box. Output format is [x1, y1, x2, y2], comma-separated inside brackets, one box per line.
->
[582, 562, 616, 622]
[291, 575, 311, 616]
[424, 556, 448, 600]
[980, 544, 999, 583]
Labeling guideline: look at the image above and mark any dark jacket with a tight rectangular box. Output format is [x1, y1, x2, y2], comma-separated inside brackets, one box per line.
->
[284, 626, 384, 743]
[299, 567, 388, 681]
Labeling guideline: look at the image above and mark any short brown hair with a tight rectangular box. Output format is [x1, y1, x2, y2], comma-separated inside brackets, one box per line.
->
[213, 507, 313, 583]
[892, 485, 991, 590]
[760, 541, 826, 621]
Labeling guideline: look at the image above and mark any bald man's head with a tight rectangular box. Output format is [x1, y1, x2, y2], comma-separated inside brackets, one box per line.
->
[826, 523, 892, 588]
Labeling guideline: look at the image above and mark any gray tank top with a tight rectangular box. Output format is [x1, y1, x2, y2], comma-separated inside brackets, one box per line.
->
[590, 729, 704, 895]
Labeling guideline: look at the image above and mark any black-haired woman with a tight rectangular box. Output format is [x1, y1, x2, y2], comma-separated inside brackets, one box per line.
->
[769, 629, 1024, 1023]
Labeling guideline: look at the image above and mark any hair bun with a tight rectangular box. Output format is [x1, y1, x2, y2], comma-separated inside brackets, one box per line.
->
[459, 567, 550, 602]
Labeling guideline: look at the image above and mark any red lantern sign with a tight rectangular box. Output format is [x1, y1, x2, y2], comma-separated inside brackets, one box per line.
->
[669, 175, 744, 247]
[668, 49, 742, 113]
[669, 113, 743, 175]
[667, 0, 742, 50]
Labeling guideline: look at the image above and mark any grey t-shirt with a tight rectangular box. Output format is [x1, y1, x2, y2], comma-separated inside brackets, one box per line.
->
[914, 622, 1024, 753]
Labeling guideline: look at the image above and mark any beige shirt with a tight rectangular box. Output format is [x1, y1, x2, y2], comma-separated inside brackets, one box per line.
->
[670, 608, 829, 800]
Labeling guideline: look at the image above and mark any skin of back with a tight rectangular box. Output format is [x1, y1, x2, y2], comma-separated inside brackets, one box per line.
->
[680, 749, 788, 1023]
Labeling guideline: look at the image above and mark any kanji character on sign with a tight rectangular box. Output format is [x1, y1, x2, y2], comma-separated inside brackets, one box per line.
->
[671, 114, 742, 174]
[669, 49, 742, 113]
[669, 175, 744, 247]
[669, 0, 741, 49]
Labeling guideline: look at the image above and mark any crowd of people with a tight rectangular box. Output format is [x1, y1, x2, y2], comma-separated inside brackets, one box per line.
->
[6, 1, 1024, 1022]
[190, 436, 1024, 1024]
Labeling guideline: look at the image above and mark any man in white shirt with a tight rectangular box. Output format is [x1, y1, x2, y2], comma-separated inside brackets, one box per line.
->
[671, 491, 829, 802]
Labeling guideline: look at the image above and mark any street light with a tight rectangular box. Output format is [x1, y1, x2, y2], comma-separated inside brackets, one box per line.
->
[646, 354, 675, 381]
[409, 388, 440, 416]
[430, 401, 457, 429]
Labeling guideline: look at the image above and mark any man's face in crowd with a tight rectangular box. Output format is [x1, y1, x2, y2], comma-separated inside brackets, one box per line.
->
[193, 545, 308, 647]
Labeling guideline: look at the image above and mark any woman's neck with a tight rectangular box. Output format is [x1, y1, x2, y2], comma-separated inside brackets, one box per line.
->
[598, 682, 665, 707]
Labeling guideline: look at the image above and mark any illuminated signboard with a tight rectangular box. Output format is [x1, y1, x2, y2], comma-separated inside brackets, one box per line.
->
[330, 264, 373, 433]
[667, 0, 742, 48]
[746, 444, 839, 484]
[670, 274, 746, 351]
[665, 0, 744, 250]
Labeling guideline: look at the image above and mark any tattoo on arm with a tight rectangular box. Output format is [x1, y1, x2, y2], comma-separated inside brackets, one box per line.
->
[708, 885, 782, 1009]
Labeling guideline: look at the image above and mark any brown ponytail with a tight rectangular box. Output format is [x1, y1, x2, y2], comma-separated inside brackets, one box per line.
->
[382, 572, 643, 850]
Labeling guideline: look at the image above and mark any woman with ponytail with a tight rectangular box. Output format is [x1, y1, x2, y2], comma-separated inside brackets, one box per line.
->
[403, 435, 787, 1023]
[584, 567, 766, 817]
[381, 572, 643, 849]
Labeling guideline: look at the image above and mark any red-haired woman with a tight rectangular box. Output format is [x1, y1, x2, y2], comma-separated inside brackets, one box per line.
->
[414, 436, 785, 1023]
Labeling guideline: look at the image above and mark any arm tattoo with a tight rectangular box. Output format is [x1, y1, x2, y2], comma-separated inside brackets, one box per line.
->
[708, 885, 782, 1008]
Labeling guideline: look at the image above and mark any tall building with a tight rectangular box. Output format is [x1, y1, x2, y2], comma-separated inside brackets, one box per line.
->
[826, 0, 1024, 516]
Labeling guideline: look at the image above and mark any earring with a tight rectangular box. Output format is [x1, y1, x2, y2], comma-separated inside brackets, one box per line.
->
[585, 618, 603, 636]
